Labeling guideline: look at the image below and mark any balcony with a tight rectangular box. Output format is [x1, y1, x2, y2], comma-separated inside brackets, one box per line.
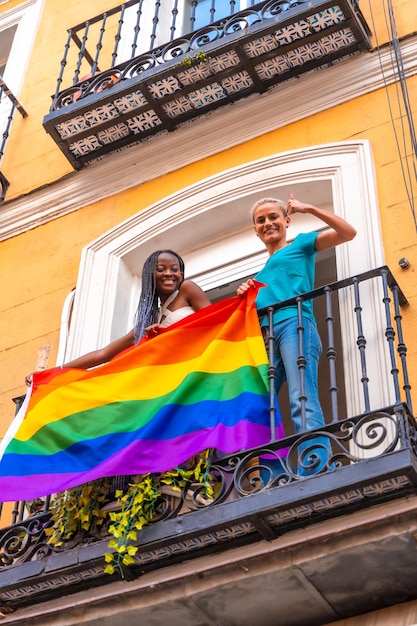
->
[42, 0, 372, 170]
[1, 266, 417, 625]
[0, 79, 27, 202]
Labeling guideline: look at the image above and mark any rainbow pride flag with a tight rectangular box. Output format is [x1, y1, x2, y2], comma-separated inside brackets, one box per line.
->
[0, 286, 284, 502]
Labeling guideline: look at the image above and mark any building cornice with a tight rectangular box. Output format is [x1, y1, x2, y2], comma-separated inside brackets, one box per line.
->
[1, 34, 416, 243]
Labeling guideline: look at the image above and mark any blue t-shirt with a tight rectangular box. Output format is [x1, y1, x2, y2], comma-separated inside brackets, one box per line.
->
[255, 232, 319, 327]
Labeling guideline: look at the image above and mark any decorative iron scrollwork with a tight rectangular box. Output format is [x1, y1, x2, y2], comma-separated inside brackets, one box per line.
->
[0, 513, 52, 567]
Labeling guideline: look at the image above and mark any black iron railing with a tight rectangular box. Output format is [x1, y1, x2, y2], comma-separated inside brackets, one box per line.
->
[1, 265, 415, 570]
[0, 79, 27, 202]
[258, 265, 412, 427]
[48, 0, 371, 111]
[52, 0, 279, 96]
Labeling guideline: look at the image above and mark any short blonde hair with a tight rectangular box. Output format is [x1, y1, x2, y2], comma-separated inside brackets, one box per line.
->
[250, 197, 287, 222]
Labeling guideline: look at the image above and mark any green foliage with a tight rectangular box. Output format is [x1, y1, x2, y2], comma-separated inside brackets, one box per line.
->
[25, 498, 45, 515]
[45, 479, 111, 547]
[46, 451, 214, 579]
[104, 474, 160, 577]
[178, 50, 211, 68]
[105, 450, 214, 578]
[160, 449, 214, 498]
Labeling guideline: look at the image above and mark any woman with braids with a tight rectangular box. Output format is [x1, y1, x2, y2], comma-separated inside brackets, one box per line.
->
[25, 250, 210, 382]
[23, 250, 214, 504]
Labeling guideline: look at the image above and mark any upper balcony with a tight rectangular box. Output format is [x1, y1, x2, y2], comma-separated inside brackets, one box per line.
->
[42, 0, 372, 170]
[1, 266, 417, 625]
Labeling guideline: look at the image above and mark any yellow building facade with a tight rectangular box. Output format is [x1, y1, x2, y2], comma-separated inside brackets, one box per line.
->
[1, 0, 417, 623]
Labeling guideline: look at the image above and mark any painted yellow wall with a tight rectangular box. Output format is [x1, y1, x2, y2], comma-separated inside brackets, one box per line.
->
[0, 0, 26, 13]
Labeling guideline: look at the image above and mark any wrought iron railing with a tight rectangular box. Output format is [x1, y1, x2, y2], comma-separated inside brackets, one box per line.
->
[0, 79, 27, 202]
[48, 0, 370, 111]
[52, 0, 277, 99]
[1, 265, 415, 569]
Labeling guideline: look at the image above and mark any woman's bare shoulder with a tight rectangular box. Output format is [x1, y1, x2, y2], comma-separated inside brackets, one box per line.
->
[179, 280, 211, 309]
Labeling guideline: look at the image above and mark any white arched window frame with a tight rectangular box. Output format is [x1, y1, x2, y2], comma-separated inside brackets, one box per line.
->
[66, 141, 391, 418]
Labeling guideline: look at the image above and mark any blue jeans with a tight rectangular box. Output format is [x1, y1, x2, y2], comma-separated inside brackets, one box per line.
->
[271, 316, 332, 475]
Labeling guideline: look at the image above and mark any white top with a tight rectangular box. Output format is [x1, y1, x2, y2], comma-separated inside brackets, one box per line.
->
[159, 307, 195, 328]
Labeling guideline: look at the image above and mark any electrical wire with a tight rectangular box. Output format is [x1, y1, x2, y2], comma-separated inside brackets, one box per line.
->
[367, 0, 417, 231]
[383, 0, 417, 216]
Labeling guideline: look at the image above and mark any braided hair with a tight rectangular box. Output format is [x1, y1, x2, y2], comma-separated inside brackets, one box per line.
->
[133, 250, 185, 343]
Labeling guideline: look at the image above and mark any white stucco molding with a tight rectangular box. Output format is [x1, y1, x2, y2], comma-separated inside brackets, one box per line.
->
[0, 33, 416, 242]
